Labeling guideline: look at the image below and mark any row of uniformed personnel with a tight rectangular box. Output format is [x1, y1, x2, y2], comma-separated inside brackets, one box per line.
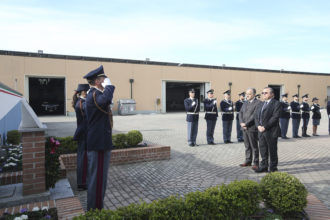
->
[184, 88, 245, 146]
[184, 88, 323, 147]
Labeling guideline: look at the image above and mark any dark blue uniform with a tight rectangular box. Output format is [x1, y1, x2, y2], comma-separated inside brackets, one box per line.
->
[290, 101, 301, 138]
[311, 103, 321, 127]
[184, 98, 199, 145]
[204, 98, 218, 144]
[279, 101, 290, 138]
[220, 100, 234, 143]
[301, 102, 310, 137]
[235, 100, 244, 142]
[73, 97, 88, 189]
[86, 85, 115, 210]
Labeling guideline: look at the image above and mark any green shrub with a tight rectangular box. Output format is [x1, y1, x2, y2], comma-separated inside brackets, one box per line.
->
[74, 180, 261, 220]
[126, 130, 143, 146]
[56, 136, 77, 154]
[260, 172, 307, 215]
[45, 137, 61, 189]
[112, 133, 127, 149]
[6, 130, 21, 145]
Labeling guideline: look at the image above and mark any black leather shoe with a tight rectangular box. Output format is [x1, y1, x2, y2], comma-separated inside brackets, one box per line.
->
[208, 142, 216, 145]
[194, 143, 199, 146]
[254, 167, 268, 173]
[77, 185, 87, 191]
[189, 144, 194, 147]
[239, 162, 251, 167]
[227, 141, 233, 144]
[269, 168, 278, 172]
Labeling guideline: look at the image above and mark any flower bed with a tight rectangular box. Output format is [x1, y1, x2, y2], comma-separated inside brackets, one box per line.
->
[0, 145, 22, 173]
[0, 207, 58, 220]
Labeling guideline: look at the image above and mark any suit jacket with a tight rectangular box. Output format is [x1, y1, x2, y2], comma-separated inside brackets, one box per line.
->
[255, 99, 281, 138]
[184, 98, 199, 122]
[85, 85, 115, 151]
[239, 98, 260, 132]
[73, 98, 87, 141]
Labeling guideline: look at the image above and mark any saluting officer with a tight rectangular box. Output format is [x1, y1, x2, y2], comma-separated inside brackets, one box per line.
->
[327, 100, 330, 135]
[311, 97, 321, 136]
[301, 94, 311, 137]
[220, 90, 234, 143]
[290, 94, 301, 138]
[204, 89, 218, 145]
[279, 93, 291, 139]
[184, 88, 199, 147]
[235, 92, 245, 142]
[73, 84, 90, 191]
[84, 65, 115, 210]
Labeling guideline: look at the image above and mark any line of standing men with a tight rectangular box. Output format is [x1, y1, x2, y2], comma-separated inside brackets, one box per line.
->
[184, 88, 245, 147]
[73, 65, 115, 211]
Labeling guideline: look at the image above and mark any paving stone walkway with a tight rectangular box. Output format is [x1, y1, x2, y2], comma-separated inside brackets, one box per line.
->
[44, 112, 330, 211]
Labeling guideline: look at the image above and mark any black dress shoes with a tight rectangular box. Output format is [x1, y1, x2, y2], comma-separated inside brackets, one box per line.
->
[189, 144, 194, 147]
[239, 162, 251, 167]
[254, 167, 268, 173]
[208, 142, 216, 145]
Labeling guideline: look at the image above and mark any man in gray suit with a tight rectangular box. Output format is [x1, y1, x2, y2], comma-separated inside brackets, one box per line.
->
[254, 87, 281, 173]
[239, 88, 260, 170]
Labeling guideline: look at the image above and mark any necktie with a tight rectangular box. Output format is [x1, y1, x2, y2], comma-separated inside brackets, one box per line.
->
[260, 101, 268, 124]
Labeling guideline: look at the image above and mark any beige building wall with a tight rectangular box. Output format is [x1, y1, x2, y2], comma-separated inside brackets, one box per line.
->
[1, 53, 330, 115]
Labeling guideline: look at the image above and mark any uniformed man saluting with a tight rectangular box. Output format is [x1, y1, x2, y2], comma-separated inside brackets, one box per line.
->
[83, 65, 115, 210]
[311, 97, 321, 136]
[220, 90, 234, 143]
[184, 88, 199, 147]
[301, 94, 311, 137]
[235, 92, 245, 142]
[279, 93, 291, 139]
[204, 89, 218, 145]
[290, 94, 301, 138]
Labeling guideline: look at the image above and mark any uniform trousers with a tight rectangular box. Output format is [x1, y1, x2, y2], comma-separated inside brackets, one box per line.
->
[243, 130, 259, 165]
[87, 150, 111, 210]
[279, 118, 289, 138]
[236, 118, 243, 141]
[206, 119, 217, 143]
[302, 118, 309, 131]
[187, 121, 198, 144]
[292, 118, 301, 137]
[77, 138, 88, 187]
[222, 120, 233, 142]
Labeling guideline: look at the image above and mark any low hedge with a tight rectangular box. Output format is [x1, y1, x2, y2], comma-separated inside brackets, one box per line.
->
[74, 172, 308, 219]
[74, 180, 261, 220]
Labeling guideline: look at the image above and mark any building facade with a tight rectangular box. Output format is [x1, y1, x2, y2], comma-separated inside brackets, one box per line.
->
[1, 50, 330, 116]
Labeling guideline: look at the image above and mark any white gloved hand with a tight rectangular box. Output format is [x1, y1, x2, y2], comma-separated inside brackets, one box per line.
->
[228, 107, 233, 111]
[287, 106, 291, 110]
[311, 106, 314, 110]
[328, 114, 330, 118]
[192, 101, 196, 106]
[213, 100, 217, 105]
[300, 104, 304, 108]
[102, 77, 112, 88]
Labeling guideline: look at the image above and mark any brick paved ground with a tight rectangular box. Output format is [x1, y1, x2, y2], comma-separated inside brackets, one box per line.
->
[48, 111, 330, 211]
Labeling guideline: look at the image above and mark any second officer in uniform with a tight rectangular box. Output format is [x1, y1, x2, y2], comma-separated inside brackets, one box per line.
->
[184, 88, 200, 146]
[279, 93, 291, 139]
[301, 94, 311, 137]
[290, 94, 301, 138]
[311, 97, 321, 136]
[220, 90, 234, 143]
[204, 89, 218, 145]
[235, 92, 245, 142]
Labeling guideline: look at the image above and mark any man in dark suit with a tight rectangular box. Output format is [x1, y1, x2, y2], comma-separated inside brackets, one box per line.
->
[84, 65, 115, 210]
[327, 100, 330, 135]
[254, 87, 281, 173]
[235, 92, 245, 142]
[220, 90, 234, 143]
[239, 88, 260, 170]
[184, 88, 199, 146]
[204, 89, 218, 145]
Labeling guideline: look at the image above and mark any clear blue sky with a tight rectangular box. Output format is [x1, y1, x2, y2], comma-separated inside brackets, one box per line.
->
[1, 0, 330, 73]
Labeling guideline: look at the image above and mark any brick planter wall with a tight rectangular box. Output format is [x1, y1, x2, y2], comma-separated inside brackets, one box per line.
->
[20, 130, 46, 195]
[59, 145, 171, 171]
[0, 171, 23, 186]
